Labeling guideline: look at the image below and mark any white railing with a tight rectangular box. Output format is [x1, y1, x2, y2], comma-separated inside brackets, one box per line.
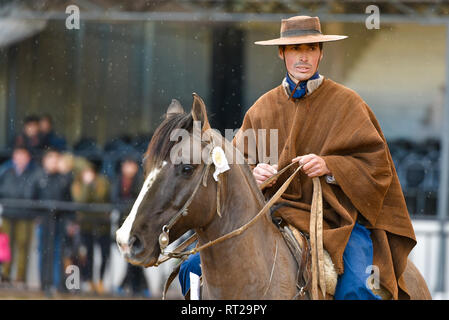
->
[409, 219, 449, 300]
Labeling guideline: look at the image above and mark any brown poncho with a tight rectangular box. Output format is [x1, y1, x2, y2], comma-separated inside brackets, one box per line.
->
[233, 77, 416, 299]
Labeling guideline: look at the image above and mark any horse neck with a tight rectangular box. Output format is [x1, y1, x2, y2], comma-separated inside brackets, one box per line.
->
[195, 164, 285, 297]
[197, 163, 267, 240]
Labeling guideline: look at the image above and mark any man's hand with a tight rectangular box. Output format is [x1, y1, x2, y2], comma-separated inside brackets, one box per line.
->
[292, 154, 331, 178]
[253, 163, 278, 188]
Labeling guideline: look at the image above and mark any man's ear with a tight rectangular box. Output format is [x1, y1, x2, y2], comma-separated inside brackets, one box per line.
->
[278, 46, 285, 60]
[191, 93, 211, 131]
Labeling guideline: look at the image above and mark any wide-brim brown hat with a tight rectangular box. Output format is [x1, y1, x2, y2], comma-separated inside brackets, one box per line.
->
[255, 15, 347, 46]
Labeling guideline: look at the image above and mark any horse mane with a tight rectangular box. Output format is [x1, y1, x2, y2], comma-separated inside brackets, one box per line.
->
[143, 112, 193, 170]
[143, 112, 266, 206]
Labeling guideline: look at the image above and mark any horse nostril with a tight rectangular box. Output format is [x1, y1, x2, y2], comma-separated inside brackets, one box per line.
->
[117, 239, 130, 256]
[129, 235, 144, 255]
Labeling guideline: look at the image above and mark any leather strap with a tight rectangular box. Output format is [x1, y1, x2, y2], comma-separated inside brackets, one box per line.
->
[281, 29, 322, 38]
[259, 161, 297, 190]
[184, 163, 304, 255]
[266, 168, 326, 300]
[155, 232, 198, 266]
[158, 161, 325, 300]
[310, 177, 325, 299]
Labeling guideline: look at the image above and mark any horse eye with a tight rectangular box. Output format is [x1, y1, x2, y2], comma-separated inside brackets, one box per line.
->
[181, 164, 194, 176]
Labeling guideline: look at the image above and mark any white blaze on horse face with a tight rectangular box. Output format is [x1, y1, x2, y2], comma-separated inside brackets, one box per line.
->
[116, 161, 167, 255]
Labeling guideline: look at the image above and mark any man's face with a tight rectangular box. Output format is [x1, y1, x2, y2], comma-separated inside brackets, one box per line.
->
[12, 149, 31, 170]
[81, 168, 96, 185]
[24, 121, 40, 138]
[40, 118, 52, 134]
[121, 160, 138, 178]
[278, 43, 323, 83]
[42, 151, 60, 174]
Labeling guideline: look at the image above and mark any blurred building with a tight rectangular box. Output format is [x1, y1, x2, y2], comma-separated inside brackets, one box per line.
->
[0, 0, 448, 145]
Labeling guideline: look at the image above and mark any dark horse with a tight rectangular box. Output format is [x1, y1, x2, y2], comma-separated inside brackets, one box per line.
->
[116, 94, 431, 300]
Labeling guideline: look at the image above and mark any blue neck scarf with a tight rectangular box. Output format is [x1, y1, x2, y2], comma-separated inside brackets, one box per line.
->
[286, 71, 320, 99]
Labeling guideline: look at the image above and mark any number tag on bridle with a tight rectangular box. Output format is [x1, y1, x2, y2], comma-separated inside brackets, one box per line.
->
[211, 146, 230, 181]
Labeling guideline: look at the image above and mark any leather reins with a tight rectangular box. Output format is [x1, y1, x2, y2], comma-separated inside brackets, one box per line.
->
[155, 153, 326, 300]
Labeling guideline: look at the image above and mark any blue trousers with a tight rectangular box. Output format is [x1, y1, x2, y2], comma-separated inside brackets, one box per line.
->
[334, 222, 381, 300]
[178, 222, 381, 299]
[179, 252, 202, 296]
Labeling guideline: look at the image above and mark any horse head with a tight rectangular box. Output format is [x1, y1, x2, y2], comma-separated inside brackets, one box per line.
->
[115, 93, 233, 267]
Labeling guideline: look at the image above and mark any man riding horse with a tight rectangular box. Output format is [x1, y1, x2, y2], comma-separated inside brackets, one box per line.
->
[179, 15, 417, 300]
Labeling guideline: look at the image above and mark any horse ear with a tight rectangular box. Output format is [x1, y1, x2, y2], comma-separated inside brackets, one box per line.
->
[191, 93, 211, 131]
[165, 99, 185, 119]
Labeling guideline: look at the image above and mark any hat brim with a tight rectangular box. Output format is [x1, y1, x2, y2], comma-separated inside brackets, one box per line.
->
[255, 34, 348, 46]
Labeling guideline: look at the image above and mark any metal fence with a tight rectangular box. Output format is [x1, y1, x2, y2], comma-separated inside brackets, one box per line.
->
[0, 198, 128, 295]
[0, 198, 186, 299]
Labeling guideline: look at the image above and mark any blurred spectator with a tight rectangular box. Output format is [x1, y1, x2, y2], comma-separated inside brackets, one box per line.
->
[14, 115, 44, 159]
[0, 146, 36, 284]
[71, 163, 111, 295]
[0, 218, 11, 281]
[30, 149, 72, 291]
[56, 152, 82, 282]
[39, 114, 67, 151]
[111, 156, 149, 297]
[58, 153, 75, 178]
[58, 152, 92, 181]
[31, 149, 72, 202]
[110, 156, 143, 203]
[56, 153, 77, 197]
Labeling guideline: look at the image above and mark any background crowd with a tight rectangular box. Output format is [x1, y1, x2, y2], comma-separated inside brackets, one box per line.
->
[0, 114, 150, 297]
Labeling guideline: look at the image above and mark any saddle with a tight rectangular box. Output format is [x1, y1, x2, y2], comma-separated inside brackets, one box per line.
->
[165, 208, 339, 300]
[270, 205, 338, 299]
[270, 203, 392, 300]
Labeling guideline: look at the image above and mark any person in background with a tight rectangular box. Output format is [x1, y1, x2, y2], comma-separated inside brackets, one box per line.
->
[39, 114, 67, 151]
[58, 152, 92, 184]
[0, 146, 36, 284]
[1, 115, 41, 175]
[111, 156, 149, 297]
[14, 115, 44, 160]
[56, 152, 82, 280]
[30, 148, 72, 292]
[110, 156, 143, 203]
[71, 163, 111, 295]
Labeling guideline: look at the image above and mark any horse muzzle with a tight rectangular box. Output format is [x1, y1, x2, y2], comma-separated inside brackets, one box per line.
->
[116, 234, 145, 259]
